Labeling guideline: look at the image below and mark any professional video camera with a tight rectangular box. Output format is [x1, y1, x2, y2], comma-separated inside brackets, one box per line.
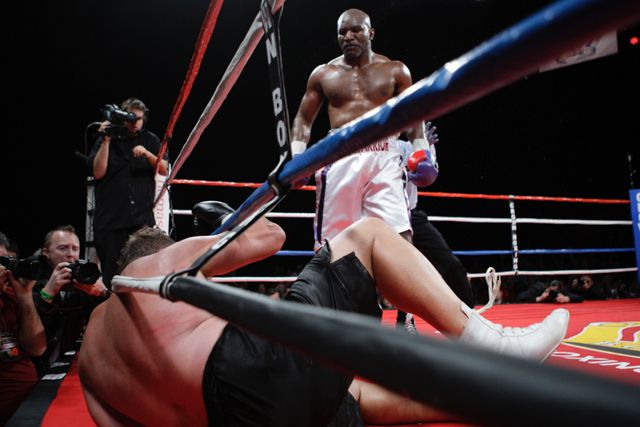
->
[101, 104, 137, 139]
[0, 255, 52, 281]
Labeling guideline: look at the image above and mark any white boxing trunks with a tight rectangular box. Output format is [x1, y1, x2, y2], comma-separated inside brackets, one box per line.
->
[313, 135, 412, 250]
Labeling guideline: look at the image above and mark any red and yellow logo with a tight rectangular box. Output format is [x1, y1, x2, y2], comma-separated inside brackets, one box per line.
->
[564, 321, 640, 358]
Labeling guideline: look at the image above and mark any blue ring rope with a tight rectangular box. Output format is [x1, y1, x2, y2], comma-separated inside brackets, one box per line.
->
[276, 248, 635, 257]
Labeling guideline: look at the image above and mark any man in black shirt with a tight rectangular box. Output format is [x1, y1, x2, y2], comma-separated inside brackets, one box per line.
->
[88, 97, 168, 287]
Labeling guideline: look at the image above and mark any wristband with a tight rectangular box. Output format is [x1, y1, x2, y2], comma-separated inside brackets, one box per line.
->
[291, 140, 306, 156]
[411, 138, 428, 151]
[39, 288, 54, 302]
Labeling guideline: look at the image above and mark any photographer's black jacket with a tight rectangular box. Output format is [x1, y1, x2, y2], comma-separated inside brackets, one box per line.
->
[31, 282, 107, 375]
[88, 131, 166, 232]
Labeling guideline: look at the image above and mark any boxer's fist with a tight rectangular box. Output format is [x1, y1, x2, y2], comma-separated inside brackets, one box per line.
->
[407, 150, 438, 187]
[192, 201, 235, 235]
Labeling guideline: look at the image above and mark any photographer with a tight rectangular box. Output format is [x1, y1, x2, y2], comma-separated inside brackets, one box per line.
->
[0, 231, 46, 424]
[32, 225, 108, 374]
[567, 275, 607, 300]
[516, 279, 583, 304]
[88, 97, 168, 287]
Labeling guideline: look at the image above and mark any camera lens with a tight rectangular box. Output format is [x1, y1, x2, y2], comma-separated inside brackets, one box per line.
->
[69, 260, 101, 284]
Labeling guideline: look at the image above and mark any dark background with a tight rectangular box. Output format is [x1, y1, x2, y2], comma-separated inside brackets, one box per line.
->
[3, 0, 639, 276]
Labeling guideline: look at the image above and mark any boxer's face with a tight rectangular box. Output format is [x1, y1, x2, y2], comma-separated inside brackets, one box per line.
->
[337, 13, 373, 60]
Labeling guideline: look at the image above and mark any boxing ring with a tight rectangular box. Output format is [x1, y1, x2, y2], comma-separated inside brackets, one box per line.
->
[144, 0, 640, 425]
[108, 0, 640, 426]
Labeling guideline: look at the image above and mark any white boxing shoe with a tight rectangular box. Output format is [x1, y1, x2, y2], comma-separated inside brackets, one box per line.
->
[458, 303, 569, 362]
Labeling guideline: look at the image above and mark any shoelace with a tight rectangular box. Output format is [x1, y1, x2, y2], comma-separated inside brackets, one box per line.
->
[405, 313, 418, 335]
[496, 322, 542, 336]
[476, 267, 501, 314]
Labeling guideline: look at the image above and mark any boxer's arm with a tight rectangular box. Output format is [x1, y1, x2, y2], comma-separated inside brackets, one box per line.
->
[291, 65, 326, 154]
[164, 217, 286, 277]
[394, 62, 425, 143]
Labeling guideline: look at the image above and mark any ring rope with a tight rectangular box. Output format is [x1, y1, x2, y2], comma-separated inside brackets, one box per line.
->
[154, 0, 225, 178]
[173, 209, 631, 226]
[170, 179, 630, 204]
[209, 266, 639, 284]
[156, 0, 287, 205]
[275, 248, 634, 257]
[173, 184, 635, 277]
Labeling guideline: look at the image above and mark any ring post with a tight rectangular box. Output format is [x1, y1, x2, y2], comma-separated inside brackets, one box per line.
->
[629, 189, 640, 288]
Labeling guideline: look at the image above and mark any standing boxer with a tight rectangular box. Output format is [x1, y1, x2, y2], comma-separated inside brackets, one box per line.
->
[291, 8, 438, 328]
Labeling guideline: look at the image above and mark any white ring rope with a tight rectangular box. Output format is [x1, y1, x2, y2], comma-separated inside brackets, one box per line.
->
[173, 209, 631, 226]
[468, 267, 638, 279]
[209, 267, 638, 284]
[175, 198, 636, 286]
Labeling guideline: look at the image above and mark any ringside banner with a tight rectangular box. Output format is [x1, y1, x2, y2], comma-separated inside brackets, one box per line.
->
[539, 31, 618, 72]
[154, 171, 171, 233]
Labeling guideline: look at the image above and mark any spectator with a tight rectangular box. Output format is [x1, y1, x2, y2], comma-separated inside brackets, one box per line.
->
[567, 275, 607, 300]
[88, 97, 169, 288]
[516, 279, 583, 304]
[6, 239, 19, 259]
[0, 231, 47, 424]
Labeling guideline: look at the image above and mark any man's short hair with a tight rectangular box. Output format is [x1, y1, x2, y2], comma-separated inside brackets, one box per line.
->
[43, 225, 77, 249]
[116, 227, 174, 274]
[121, 97, 148, 114]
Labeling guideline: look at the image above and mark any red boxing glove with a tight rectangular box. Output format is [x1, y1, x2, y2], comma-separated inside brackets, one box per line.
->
[407, 149, 439, 187]
[407, 150, 427, 171]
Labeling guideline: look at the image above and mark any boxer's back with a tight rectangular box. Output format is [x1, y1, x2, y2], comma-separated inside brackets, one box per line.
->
[79, 256, 227, 426]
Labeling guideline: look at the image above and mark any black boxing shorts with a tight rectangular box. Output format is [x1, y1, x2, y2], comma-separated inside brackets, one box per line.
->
[201, 242, 380, 426]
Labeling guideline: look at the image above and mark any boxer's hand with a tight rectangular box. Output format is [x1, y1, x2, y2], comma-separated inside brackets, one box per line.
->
[425, 121, 439, 145]
[192, 201, 236, 235]
[407, 149, 439, 187]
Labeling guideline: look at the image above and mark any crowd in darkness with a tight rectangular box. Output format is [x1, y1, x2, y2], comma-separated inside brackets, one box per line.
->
[241, 264, 639, 307]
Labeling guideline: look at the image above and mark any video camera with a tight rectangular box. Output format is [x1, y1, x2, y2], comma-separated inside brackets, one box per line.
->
[101, 104, 137, 139]
[0, 255, 52, 281]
